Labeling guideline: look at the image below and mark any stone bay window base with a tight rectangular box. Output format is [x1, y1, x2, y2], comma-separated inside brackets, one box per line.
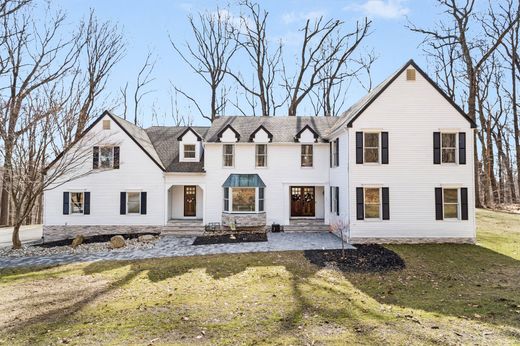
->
[43, 225, 163, 242]
[221, 212, 267, 232]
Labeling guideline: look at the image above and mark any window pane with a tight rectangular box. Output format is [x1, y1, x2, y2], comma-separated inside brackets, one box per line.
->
[301, 145, 313, 167]
[442, 149, 456, 163]
[184, 144, 196, 158]
[365, 188, 380, 204]
[232, 188, 256, 212]
[70, 192, 83, 214]
[364, 148, 379, 163]
[256, 144, 266, 155]
[364, 133, 379, 147]
[223, 145, 234, 166]
[444, 189, 458, 203]
[224, 144, 233, 154]
[442, 133, 456, 147]
[99, 147, 113, 168]
[256, 155, 266, 167]
[127, 192, 140, 214]
[365, 204, 380, 219]
[444, 204, 458, 219]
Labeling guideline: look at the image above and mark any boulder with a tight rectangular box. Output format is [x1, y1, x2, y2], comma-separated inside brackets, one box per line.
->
[138, 234, 156, 242]
[110, 235, 126, 249]
[71, 235, 84, 248]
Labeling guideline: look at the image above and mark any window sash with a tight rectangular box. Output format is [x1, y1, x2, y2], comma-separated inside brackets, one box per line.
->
[256, 144, 267, 167]
[364, 188, 381, 219]
[259, 187, 265, 211]
[301, 145, 313, 167]
[99, 146, 114, 168]
[184, 144, 196, 158]
[364, 133, 380, 163]
[70, 192, 84, 214]
[443, 188, 459, 219]
[231, 188, 256, 212]
[223, 144, 234, 167]
[441, 133, 457, 163]
[127, 192, 141, 214]
[223, 187, 229, 211]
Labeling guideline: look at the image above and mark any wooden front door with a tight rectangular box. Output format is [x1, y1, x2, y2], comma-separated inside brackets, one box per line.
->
[290, 186, 315, 217]
[184, 186, 197, 217]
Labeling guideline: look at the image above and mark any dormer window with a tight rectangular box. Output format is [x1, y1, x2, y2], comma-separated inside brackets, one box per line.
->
[184, 144, 196, 159]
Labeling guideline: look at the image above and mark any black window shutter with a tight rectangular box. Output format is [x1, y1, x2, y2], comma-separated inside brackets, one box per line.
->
[84, 192, 90, 215]
[63, 192, 69, 215]
[382, 187, 390, 220]
[433, 132, 441, 164]
[335, 186, 339, 215]
[329, 142, 333, 168]
[141, 192, 147, 214]
[120, 192, 126, 215]
[93, 146, 99, 169]
[330, 187, 333, 212]
[114, 146, 120, 169]
[335, 138, 340, 166]
[356, 132, 363, 164]
[461, 187, 468, 220]
[356, 187, 364, 220]
[381, 132, 389, 164]
[435, 187, 443, 220]
[458, 132, 466, 165]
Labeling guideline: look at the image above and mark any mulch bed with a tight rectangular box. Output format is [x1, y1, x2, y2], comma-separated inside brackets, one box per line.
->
[193, 232, 267, 245]
[37, 232, 160, 248]
[304, 244, 405, 273]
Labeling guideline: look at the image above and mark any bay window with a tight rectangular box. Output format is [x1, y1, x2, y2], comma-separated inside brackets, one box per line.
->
[223, 187, 265, 213]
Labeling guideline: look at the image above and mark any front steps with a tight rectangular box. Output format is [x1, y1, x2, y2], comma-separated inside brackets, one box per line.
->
[284, 219, 330, 232]
[162, 219, 205, 236]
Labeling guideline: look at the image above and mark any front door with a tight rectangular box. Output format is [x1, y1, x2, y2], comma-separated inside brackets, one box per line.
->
[290, 186, 315, 217]
[184, 185, 197, 217]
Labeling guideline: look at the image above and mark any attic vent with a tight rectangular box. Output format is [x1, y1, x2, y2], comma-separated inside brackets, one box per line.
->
[406, 68, 416, 81]
[102, 119, 111, 130]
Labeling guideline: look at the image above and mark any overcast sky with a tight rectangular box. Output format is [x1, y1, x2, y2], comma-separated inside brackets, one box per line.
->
[47, 0, 449, 126]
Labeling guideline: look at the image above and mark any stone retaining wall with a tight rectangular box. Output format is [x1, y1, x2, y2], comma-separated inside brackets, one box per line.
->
[43, 225, 163, 242]
[221, 212, 266, 231]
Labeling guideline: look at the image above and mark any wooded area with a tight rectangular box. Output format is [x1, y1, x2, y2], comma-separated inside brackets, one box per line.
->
[0, 0, 518, 248]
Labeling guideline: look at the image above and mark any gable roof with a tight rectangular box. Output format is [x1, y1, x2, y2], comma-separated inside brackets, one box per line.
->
[294, 124, 319, 142]
[145, 125, 209, 172]
[217, 124, 241, 142]
[249, 125, 273, 142]
[46, 110, 165, 172]
[205, 116, 338, 143]
[176, 127, 203, 141]
[329, 59, 477, 134]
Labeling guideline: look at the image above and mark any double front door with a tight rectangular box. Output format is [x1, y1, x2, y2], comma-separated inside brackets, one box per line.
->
[290, 186, 315, 217]
[184, 186, 197, 217]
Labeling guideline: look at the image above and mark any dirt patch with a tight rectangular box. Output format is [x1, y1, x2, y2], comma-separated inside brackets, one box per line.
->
[193, 232, 267, 245]
[304, 244, 405, 273]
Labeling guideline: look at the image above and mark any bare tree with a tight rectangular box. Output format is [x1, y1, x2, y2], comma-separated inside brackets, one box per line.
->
[170, 8, 238, 122]
[133, 52, 155, 125]
[284, 17, 371, 116]
[226, 0, 283, 116]
[119, 81, 128, 120]
[409, 0, 520, 208]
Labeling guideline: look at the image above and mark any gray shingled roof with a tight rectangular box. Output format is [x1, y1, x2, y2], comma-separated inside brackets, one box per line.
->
[205, 116, 339, 143]
[145, 126, 209, 172]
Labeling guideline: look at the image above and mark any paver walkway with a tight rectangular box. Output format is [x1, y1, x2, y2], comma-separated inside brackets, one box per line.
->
[0, 232, 353, 269]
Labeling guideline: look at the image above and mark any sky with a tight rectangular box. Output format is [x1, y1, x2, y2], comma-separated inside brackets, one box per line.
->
[47, 0, 444, 127]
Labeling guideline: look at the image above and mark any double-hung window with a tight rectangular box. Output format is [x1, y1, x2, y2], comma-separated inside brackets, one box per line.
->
[99, 146, 114, 168]
[223, 144, 234, 167]
[127, 192, 141, 214]
[184, 144, 196, 159]
[364, 133, 379, 163]
[443, 188, 458, 219]
[441, 133, 457, 163]
[70, 192, 84, 214]
[256, 144, 267, 167]
[364, 188, 381, 219]
[301, 144, 313, 167]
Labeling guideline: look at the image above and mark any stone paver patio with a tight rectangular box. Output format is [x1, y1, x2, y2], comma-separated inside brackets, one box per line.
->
[0, 232, 353, 269]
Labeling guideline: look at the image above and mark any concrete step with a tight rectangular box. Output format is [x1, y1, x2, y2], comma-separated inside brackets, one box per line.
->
[161, 228, 204, 236]
[283, 225, 330, 232]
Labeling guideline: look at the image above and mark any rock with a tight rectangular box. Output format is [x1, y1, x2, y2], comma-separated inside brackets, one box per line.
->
[110, 235, 126, 249]
[138, 234, 155, 242]
[71, 235, 84, 248]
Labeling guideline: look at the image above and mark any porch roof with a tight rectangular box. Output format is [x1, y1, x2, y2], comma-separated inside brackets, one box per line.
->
[222, 174, 266, 188]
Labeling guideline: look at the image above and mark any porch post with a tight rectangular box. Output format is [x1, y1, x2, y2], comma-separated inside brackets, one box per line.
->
[324, 184, 330, 225]
[200, 184, 206, 225]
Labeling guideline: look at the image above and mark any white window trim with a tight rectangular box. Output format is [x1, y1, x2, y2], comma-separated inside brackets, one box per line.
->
[181, 143, 198, 162]
[363, 132, 381, 165]
[364, 187, 382, 221]
[442, 187, 460, 221]
[441, 132, 458, 165]
[301, 144, 314, 168]
[223, 187, 265, 214]
[331, 186, 339, 214]
[255, 144, 268, 168]
[69, 191, 85, 215]
[331, 139, 339, 168]
[126, 191, 141, 215]
[223, 144, 235, 168]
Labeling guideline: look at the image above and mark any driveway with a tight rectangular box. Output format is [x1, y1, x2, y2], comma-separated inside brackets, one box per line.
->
[0, 225, 42, 248]
[0, 231, 352, 269]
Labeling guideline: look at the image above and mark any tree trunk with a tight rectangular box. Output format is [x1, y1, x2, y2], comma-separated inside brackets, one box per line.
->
[512, 57, 520, 203]
[0, 143, 13, 226]
[12, 224, 21, 249]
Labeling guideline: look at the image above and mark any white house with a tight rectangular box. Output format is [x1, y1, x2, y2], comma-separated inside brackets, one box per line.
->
[43, 60, 477, 243]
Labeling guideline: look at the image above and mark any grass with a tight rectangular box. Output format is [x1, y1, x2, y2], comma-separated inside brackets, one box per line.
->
[0, 209, 519, 345]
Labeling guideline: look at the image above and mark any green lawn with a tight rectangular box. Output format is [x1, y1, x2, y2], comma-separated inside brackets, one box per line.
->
[0, 209, 519, 345]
